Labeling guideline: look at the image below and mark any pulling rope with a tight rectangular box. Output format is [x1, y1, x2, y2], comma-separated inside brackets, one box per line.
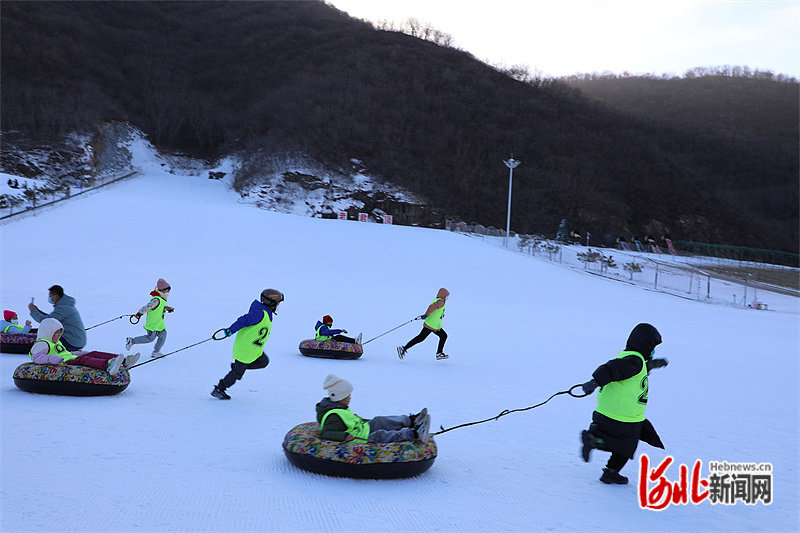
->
[129, 328, 228, 369]
[431, 384, 590, 436]
[361, 316, 423, 345]
[85, 315, 136, 330]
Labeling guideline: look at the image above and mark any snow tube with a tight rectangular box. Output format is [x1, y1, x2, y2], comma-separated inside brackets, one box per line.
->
[282, 422, 437, 479]
[13, 362, 130, 396]
[1, 331, 37, 354]
[298, 339, 363, 360]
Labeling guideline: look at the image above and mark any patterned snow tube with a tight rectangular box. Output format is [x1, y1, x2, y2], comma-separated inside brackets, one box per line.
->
[13, 362, 130, 396]
[283, 422, 437, 479]
[1, 331, 38, 354]
[298, 339, 363, 360]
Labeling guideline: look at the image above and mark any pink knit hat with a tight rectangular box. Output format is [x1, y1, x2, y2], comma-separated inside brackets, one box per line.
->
[156, 278, 171, 290]
[3, 310, 17, 321]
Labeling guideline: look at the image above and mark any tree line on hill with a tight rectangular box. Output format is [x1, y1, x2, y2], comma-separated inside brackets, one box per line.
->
[1, 0, 797, 253]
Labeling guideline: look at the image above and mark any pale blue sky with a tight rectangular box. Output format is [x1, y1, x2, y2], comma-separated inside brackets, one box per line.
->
[328, 0, 799, 78]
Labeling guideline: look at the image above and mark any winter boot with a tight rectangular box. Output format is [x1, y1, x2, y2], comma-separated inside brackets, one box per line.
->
[581, 430, 597, 462]
[397, 346, 407, 359]
[123, 352, 141, 369]
[106, 354, 125, 375]
[435, 352, 449, 360]
[600, 468, 628, 485]
[411, 408, 428, 428]
[356, 333, 362, 345]
[151, 350, 163, 359]
[125, 337, 134, 351]
[211, 385, 231, 400]
[415, 415, 431, 441]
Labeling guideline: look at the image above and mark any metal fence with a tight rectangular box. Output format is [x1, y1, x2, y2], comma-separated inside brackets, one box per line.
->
[447, 224, 799, 312]
[1, 170, 137, 220]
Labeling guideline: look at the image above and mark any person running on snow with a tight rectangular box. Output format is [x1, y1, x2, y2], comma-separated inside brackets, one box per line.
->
[579, 323, 668, 484]
[29, 318, 139, 374]
[211, 288, 284, 400]
[316, 374, 431, 443]
[1, 310, 32, 334]
[397, 288, 450, 360]
[315, 315, 361, 345]
[126, 278, 174, 358]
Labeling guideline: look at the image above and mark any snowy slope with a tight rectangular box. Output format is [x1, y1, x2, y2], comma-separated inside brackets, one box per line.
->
[1, 164, 798, 532]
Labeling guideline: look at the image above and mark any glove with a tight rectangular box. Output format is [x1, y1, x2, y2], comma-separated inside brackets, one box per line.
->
[166, 307, 174, 313]
[341, 329, 348, 334]
[417, 314, 427, 320]
[581, 379, 599, 394]
[25, 320, 31, 326]
[647, 358, 669, 371]
[224, 328, 233, 337]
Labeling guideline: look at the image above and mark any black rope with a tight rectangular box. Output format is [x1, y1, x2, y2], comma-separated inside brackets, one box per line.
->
[129, 328, 228, 369]
[85, 315, 134, 330]
[431, 384, 590, 436]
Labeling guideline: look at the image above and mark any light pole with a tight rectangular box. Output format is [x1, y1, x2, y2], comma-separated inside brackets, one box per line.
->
[503, 156, 521, 247]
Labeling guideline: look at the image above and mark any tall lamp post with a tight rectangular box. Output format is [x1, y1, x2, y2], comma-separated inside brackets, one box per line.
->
[503, 156, 521, 247]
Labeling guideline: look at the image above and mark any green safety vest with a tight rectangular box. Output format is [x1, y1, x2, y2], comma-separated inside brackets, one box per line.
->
[595, 350, 648, 423]
[31, 338, 77, 362]
[315, 324, 332, 342]
[3, 323, 23, 333]
[320, 408, 370, 442]
[144, 296, 168, 332]
[232, 310, 272, 364]
[424, 298, 445, 330]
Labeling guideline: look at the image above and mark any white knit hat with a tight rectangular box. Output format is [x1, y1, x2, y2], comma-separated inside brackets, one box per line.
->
[323, 374, 353, 401]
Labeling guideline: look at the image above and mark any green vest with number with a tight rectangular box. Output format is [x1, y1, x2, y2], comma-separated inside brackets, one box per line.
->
[320, 408, 370, 442]
[31, 339, 77, 362]
[232, 310, 272, 364]
[424, 298, 445, 330]
[3, 324, 23, 333]
[595, 350, 648, 423]
[315, 324, 332, 342]
[144, 296, 167, 332]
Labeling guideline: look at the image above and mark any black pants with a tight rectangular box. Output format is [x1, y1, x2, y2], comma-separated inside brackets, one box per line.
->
[607, 453, 628, 472]
[332, 334, 356, 343]
[404, 327, 447, 353]
[218, 353, 270, 389]
[62, 339, 82, 352]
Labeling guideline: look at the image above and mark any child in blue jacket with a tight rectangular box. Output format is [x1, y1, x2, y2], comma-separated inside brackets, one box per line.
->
[211, 289, 284, 400]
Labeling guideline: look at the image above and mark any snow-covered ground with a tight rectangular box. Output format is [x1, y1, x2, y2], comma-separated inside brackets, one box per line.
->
[1, 159, 798, 531]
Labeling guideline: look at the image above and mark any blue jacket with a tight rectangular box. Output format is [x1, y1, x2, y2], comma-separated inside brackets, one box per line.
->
[30, 294, 86, 349]
[229, 300, 274, 333]
[314, 321, 343, 337]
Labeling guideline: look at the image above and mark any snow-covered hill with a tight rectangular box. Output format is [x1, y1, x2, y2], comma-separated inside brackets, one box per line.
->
[1, 162, 798, 531]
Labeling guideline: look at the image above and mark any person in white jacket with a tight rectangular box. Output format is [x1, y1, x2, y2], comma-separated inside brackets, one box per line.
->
[30, 318, 138, 373]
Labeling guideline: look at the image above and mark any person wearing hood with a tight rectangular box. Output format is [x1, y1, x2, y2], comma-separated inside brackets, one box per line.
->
[314, 315, 361, 345]
[1, 310, 32, 334]
[28, 285, 86, 350]
[125, 278, 174, 358]
[316, 374, 431, 443]
[397, 288, 450, 360]
[211, 288, 284, 400]
[29, 318, 138, 374]
[579, 323, 669, 485]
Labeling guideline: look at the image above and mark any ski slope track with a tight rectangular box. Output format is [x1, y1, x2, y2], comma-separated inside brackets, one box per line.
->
[1, 166, 798, 531]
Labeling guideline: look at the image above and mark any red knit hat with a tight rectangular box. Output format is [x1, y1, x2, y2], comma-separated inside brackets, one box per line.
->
[4, 310, 17, 321]
[322, 315, 333, 325]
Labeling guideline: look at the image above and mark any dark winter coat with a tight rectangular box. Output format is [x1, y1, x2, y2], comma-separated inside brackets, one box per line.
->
[228, 300, 274, 334]
[316, 397, 356, 442]
[314, 321, 344, 338]
[589, 323, 665, 459]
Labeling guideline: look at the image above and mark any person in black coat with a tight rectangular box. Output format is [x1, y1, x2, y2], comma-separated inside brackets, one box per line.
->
[579, 323, 669, 484]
